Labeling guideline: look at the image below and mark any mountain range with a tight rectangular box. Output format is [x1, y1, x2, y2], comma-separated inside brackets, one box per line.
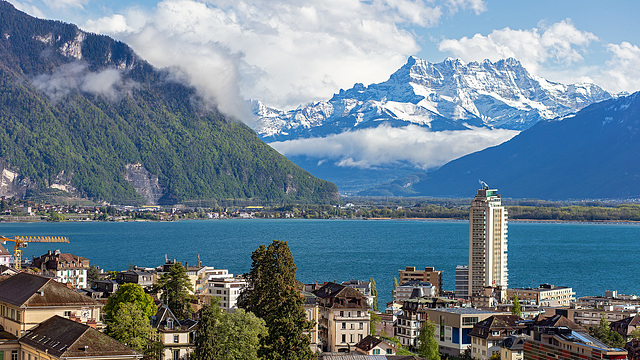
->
[251, 57, 614, 194]
[0, 1, 339, 205]
[363, 92, 640, 200]
[254, 56, 612, 141]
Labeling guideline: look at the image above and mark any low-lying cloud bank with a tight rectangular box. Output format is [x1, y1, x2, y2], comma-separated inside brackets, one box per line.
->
[269, 125, 519, 169]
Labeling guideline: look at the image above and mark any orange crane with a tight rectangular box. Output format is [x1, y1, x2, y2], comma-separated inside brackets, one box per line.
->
[1, 235, 69, 270]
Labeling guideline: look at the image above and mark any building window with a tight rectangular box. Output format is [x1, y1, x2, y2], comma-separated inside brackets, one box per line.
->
[342, 322, 346, 329]
[12, 351, 18, 360]
[350, 334, 353, 343]
[342, 334, 346, 343]
[174, 335, 179, 343]
[173, 350, 180, 360]
[387, 349, 393, 354]
[359, 334, 363, 341]
[359, 322, 363, 330]
[357, 311, 361, 317]
[340, 311, 344, 317]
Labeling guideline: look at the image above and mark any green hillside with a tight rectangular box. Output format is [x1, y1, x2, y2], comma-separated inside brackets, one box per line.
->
[0, 1, 339, 205]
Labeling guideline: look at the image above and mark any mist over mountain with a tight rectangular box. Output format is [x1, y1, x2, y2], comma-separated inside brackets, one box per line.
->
[363, 92, 640, 200]
[0, 1, 339, 205]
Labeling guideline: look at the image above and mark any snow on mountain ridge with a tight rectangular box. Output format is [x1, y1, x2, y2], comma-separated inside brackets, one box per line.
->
[252, 56, 612, 141]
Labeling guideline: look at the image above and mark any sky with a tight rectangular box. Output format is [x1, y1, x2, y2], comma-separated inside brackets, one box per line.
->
[7, 0, 640, 171]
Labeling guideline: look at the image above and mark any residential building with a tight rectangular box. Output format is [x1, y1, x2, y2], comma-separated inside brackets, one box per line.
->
[184, 262, 206, 294]
[500, 335, 527, 360]
[573, 307, 638, 327]
[355, 335, 397, 355]
[313, 282, 370, 353]
[578, 291, 640, 308]
[116, 271, 155, 288]
[200, 276, 246, 312]
[341, 279, 376, 309]
[532, 314, 587, 332]
[11, 315, 142, 360]
[469, 186, 508, 303]
[398, 267, 444, 295]
[507, 284, 575, 307]
[396, 297, 461, 348]
[469, 315, 525, 360]
[0, 243, 11, 267]
[524, 325, 627, 360]
[431, 308, 499, 356]
[93, 279, 120, 296]
[611, 315, 640, 340]
[0, 272, 103, 337]
[31, 250, 90, 289]
[152, 304, 197, 360]
[302, 291, 320, 353]
[393, 280, 437, 302]
[455, 265, 469, 299]
[0, 265, 17, 277]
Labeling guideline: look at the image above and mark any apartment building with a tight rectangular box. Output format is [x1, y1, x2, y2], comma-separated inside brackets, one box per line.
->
[31, 250, 90, 289]
[313, 282, 370, 352]
[524, 325, 627, 360]
[469, 187, 508, 302]
[398, 266, 443, 295]
[507, 284, 575, 307]
[455, 265, 469, 299]
[393, 280, 437, 302]
[573, 307, 639, 327]
[0, 315, 141, 360]
[200, 276, 247, 312]
[0, 273, 103, 337]
[469, 315, 525, 360]
[0, 243, 11, 267]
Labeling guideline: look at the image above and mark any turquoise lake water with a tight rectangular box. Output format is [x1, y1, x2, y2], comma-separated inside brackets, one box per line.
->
[0, 219, 638, 305]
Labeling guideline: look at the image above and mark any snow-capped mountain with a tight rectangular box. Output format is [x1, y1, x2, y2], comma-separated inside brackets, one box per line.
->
[253, 56, 612, 141]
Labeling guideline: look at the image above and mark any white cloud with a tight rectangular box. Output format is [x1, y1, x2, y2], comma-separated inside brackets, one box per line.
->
[41, 0, 88, 9]
[269, 125, 519, 169]
[79, 0, 487, 120]
[438, 19, 597, 75]
[599, 42, 640, 94]
[8, 1, 46, 18]
[31, 62, 129, 102]
[447, 0, 486, 15]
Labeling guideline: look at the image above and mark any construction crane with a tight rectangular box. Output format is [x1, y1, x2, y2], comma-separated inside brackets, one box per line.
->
[0, 235, 69, 271]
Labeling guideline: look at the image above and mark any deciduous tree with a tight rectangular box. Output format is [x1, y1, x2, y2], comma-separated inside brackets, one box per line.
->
[511, 293, 521, 317]
[106, 302, 161, 357]
[104, 283, 156, 321]
[417, 319, 441, 360]
[238, 240, 313, 359]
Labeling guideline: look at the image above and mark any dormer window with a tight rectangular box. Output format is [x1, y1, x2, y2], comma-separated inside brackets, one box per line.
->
[167, 318, 174, 330]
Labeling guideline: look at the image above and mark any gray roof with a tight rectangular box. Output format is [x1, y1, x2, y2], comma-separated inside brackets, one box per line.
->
[437, 307, 496, 315]
[0, 272, 100, 307]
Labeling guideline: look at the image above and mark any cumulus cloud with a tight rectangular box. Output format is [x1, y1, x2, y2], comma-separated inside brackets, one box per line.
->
[31, 62, 130, 102]
[599, 42, 640, 94]
[447, 0, 486, 15]
[78, 0, 486, 120]
[269, 125, 519, 169]
[438, 19, 597, 75]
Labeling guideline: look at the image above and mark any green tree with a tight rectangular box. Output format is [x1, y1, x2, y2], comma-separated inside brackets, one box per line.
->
[370, 277, 379, 311]
[195, 298, 222, 360]
[370, 311, 381, 336]
[511, 294, 521, 317]
[87, 265, 101, 287]
[630, 328, 640, 340]
[589, 315, 625, 348]
[104, 283, 156, 321]
[393, 277, 399, 299]
[417, 319, 441, 360]
[238, 240, 313, 360]
[155, 262, 193, 319]
[106, 302, 160, 357]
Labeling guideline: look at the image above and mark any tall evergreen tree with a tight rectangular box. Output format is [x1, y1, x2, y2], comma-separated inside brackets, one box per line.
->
[155, 262, 193, 319]
[369, 277, 379, 311]
[511, 293, 522, 317]
[195, 299, 222, 360]
[238, 240, 313, 360]
[417, 319, 441, 360]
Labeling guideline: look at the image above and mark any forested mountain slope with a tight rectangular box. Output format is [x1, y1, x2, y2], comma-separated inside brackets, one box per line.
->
[0, 1, 339, 205]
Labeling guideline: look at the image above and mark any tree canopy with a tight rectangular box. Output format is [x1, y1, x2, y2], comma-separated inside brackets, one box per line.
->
[417, 319, 441, 360]
[511, 293, 521, 317]
[103, 283, 156, 321]
[154, 262, 193, 319]
[589, 315, 625, 348]
[238, 240, 313, 359]
[105, 302, 161, 357]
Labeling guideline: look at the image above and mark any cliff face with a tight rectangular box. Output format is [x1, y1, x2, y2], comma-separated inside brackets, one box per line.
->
[124, 163, 165, 205]
[0, 161, 24, 198]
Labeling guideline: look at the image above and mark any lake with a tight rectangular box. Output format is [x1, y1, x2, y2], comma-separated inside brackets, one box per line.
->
[0, 219, 638, 305]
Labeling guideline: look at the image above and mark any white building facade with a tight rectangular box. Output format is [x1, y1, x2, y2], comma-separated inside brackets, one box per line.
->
[469, 187, 508, 302]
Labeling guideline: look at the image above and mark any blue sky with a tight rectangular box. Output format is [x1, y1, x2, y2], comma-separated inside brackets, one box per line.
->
[8, 0, 640, 114]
